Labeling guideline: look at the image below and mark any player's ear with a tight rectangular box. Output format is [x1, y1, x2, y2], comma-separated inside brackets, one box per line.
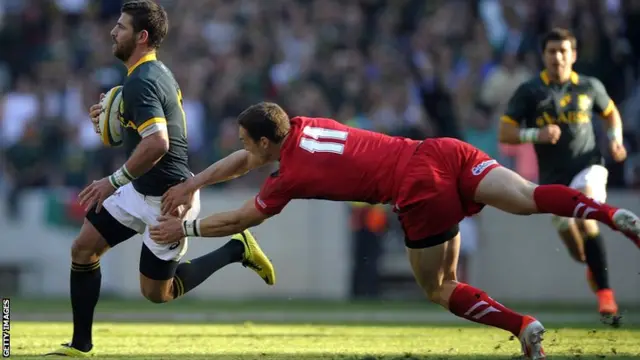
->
[137, 30, 149, 45]
[259, 137, 270, 150]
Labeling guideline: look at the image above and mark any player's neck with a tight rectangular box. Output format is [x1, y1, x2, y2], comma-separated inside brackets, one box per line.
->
[125, 49, 157, 73]
[275, 132, 290, 161]
[545, 69, 572, 84]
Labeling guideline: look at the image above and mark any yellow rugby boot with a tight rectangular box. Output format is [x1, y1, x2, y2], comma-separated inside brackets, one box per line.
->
[232, 229, 276, 285]
[45, 343, 94, 357]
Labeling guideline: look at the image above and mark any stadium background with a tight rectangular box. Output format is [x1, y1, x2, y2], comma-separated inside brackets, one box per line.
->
[1, 0, 640, 357]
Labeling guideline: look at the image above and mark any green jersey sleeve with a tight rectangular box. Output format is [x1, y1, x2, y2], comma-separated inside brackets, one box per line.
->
[124, 78, 167, 137]
[589, 78, 615, 117]
[501, 83, 532, 127]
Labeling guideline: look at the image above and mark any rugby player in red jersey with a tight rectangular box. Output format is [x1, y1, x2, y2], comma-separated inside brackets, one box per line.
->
[150, 102, 640, 360]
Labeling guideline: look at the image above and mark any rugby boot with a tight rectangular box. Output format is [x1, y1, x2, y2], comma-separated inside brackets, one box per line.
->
[45, 343, 94, 357]
[232, 229, 276, 285]
[519, 316, 546, 360]
[612, 209, 640, 248]
[596, 288, 621, 327]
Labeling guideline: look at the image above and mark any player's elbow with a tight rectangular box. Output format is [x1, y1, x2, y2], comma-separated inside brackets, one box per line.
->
[144, 132, 170, 156]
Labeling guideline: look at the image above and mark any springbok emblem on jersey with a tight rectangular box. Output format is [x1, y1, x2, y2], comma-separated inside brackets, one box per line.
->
[577, 94, 592, 111]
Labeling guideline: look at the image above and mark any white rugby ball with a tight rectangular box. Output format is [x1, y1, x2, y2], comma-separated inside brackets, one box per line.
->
[97, 85, 123, 147]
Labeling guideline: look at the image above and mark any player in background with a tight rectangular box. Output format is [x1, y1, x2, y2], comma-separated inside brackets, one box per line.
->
[151, 102, 640, 360]
[46, 1, 275, 357]
[498, 28, 626, 326]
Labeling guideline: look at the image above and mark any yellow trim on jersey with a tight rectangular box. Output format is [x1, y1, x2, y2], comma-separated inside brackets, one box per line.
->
[601, 99, 615, 117]
[137, 117, 167, 135]
[540, 70, 579, 85]
[570, 71, 579, 84]
[127, 52, 157, 76]
[500, 115, 519, 126]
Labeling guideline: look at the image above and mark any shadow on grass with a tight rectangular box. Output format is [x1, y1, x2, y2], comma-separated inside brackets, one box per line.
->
[11, 354, 640, 360]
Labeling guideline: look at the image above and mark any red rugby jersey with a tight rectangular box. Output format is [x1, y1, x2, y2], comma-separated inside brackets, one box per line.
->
[254, 116, 420, 215]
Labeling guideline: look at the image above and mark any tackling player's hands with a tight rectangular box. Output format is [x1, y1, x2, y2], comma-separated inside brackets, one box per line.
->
[609, 141, 627, 162]
[538, 124, 562, 144]
[89, 93, 105, 134]
[78, 177, 116, 213]
[149, 215, 184, 244]
[161, 181, 194, 216]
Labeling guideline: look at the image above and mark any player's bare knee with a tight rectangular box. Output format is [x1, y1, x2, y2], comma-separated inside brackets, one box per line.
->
[71, 224, 109, 263]
[422, 281, 444, 304]
[140, 286, 173, 304]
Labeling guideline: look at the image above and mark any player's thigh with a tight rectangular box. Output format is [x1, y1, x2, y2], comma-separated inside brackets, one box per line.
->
[473, 166, 538, 215]
[136, 192, 194, 301]
[77, 196, 140, 262]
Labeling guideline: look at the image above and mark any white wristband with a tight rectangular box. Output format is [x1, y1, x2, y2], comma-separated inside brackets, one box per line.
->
[519, 128, 540, 143]
[182, 219, 201, 237]
[108, 165, 135, 189]
[607, 128, 623, 143]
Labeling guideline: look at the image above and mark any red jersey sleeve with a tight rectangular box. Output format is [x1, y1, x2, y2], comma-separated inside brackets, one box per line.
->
[254, 171, 293, 216]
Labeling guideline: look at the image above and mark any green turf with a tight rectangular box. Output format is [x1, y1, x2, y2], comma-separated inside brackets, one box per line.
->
[10, 297, 640, 314]
[10, 322, 640, 359]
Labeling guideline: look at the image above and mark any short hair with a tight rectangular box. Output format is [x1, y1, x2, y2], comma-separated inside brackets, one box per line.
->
[540, 28, 577, 52]
[237, 102, 290, 143]
[121, 0, 168, 49]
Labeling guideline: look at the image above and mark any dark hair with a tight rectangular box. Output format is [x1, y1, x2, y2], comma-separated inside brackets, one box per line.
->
[540, 28, 577, 52]
[237, 102, 290, 143]
[121, 0, 168, 49]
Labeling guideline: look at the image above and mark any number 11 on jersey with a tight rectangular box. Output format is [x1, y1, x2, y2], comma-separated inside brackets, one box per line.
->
[299, 126, 348, 154]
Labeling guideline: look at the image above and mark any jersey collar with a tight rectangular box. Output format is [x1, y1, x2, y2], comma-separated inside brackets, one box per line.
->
[127, 52, 157, 76]
[540, 70, 579, 86]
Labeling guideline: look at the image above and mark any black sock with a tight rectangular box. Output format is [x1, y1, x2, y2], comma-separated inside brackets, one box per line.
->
[172, 239, 244, 298]
[584, 233, 610, 290]
[70, 261, 101, 352]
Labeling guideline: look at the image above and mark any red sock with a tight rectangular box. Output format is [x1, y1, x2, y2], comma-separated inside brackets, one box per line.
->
[448, 283, 524, 336]
[533, 185, 617, 229]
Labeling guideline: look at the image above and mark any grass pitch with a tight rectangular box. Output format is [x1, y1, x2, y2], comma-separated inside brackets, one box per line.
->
[11, 322, 640, 359]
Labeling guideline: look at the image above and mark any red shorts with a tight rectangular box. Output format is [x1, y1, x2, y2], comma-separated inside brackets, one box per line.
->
[394, 138, 501, 242]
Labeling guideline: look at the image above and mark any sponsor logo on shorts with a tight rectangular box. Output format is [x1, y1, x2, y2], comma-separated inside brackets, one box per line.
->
[471, 160, 498, 176]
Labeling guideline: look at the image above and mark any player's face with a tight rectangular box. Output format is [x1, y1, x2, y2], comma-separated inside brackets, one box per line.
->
[111, 14, 137, 62]
[239, 127, 271, 161]
[543, 40, 576, 79]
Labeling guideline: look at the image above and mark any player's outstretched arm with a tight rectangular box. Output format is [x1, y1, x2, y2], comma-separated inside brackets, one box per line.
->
[188, 150, 267, 190]
[150, 199, 271, 243]
[160, 150, 269, 215]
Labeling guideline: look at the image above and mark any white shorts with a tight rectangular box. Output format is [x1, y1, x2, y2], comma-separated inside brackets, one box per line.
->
[551, 164, 608, 230]
[102, 183, 201, 261]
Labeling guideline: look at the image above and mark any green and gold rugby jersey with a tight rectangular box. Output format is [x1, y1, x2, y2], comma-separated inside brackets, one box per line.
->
[120, 53, 190, 196]
[501, 70, 615, 185]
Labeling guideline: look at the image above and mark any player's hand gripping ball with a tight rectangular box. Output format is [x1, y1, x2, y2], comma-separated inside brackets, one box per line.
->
[94, 86, 124, 147]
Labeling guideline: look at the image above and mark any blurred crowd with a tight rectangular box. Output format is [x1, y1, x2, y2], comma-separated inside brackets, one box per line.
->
[3, 0, 640, 220]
